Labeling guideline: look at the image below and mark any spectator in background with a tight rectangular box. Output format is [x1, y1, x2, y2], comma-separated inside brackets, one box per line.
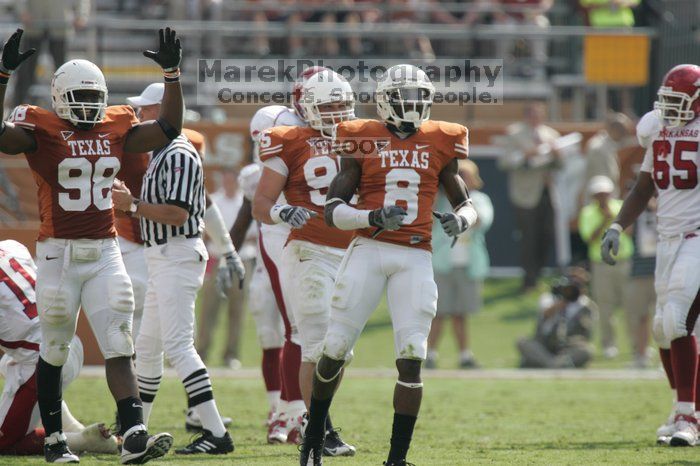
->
[287, 0, 363, 56]
[579, 0, 640, 27]
[583, 112, 633, 199]
[498, 102, 561, 292]
[430, 0, 486, 56]
[197, 171, 256, 369]
[426, 160, 494, 369]
[517, 269, 597, 369]
[387, 0, 436, 59]
[578, 175, 634, 359]
[13, 0, 90, 106]
[626, 199, 656, 368]
[494, 0, 552, 78]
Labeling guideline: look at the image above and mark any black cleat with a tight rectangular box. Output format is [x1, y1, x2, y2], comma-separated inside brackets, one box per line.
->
[323, 428, 355, 456]
[299, 437, 324, 466]
[120, 426, 173, 464]
[44, 433, 79, 463]
[383, 461, 416, 466]
[175, 430, 234, 455]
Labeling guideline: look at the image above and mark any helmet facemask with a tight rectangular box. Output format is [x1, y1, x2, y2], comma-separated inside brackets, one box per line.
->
[302, 92, 355, 138]
[654, 87, 700, 128]
[54, 87, 107, 129]
[378, 86, 433, 133]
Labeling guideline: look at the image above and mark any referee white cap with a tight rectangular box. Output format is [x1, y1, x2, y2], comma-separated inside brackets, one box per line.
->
[127, 83, 164, 107]
[588, 175, 615, 195]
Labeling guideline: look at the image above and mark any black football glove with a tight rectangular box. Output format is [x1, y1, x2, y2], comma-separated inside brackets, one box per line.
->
[1, 29, 36, 74]
[143, 27, 182, 71]
[369, 206, 407, 231]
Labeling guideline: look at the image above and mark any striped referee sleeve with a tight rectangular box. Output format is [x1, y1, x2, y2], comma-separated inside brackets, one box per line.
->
[164, 151, 200, 210]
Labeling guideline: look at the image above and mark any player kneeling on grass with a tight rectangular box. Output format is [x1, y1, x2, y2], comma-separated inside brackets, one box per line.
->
[0, 27, 184, 463]
[300, 64, 477, 466]
[0, 240, 118, 457]
[601, 64, 700, 447]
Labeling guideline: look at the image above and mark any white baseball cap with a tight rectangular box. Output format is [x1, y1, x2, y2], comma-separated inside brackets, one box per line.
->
[126, 83, 164, 107]
[588, 175, 615, 195]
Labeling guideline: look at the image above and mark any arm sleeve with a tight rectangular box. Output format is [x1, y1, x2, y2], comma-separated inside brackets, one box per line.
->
[204, 201, 235, 255]
[640, 145, 653, 173]
[164, 152, 199, 209]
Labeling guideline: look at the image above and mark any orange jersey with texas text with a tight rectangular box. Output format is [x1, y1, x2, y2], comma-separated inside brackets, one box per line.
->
[258, 126, 354, 249]
[335, 119, 468, 251]
[9, 105, 139, 240]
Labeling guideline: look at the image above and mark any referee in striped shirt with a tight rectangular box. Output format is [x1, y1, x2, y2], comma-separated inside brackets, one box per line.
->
[112, 134, 235, 455]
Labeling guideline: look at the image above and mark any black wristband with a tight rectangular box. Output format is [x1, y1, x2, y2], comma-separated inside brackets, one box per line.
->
[156, 118, 180, 140]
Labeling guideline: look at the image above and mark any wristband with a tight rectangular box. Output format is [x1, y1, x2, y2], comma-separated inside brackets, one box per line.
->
[0, 70, 10, 85]
[270, 204, 290, 224]
[455, 199, 478, 230]
[609, 223, 623, 233]
[163, 68, 180, 83]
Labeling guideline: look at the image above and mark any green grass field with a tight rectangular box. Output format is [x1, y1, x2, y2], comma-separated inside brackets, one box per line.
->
[3, 278, 686, 465]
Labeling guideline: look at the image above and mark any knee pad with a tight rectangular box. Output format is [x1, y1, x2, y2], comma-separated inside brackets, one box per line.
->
[39, 286, 72, 327]
[653, 313, 671, 349]
[323, 326, 356, 362]
[663, 301, 692, 342]
[40, 340, 71, 367]
[256, 323, 285, 350]
[395, 328, 430, 361]
[103, 275, 135, 359]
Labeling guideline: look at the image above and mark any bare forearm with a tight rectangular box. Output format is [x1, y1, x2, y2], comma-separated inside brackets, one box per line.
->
[136, 202, 188, 226]
[252, 195, 276, 224]
[230, 199, 253, 250]
[613, 174, 655, 229]
[159, 81, 183, 133]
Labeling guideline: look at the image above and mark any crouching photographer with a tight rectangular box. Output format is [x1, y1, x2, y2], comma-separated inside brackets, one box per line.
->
[517, 269, 597, 369]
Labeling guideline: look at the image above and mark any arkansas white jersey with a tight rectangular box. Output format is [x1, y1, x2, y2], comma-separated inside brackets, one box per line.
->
[0, 241, 41, 364]
[248, 105, 305, 237]
[640, 117, 700, 236]
[637, 110, 662, 149]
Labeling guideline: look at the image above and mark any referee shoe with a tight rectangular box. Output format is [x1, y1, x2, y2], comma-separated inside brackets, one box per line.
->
[175, 430, 234, 455]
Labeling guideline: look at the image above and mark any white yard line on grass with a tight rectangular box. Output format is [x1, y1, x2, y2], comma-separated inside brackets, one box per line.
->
[78, 366, 665, 381]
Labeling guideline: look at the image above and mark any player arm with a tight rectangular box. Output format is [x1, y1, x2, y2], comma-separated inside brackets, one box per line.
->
[611, 171, 655, 231]
[0, 29, 36, 154]
[252, 166, 288, 225]
[124, 28, 183, 153]
[204, 193, 237, 255]
[230, 198, 253, 251]
[438, 158, 478, 230]
[324, 156, 369, 229]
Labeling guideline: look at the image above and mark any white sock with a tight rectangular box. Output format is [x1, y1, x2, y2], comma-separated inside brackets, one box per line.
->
[287, 399, 307, 417]
[195, 400, 226, 437]
[267, 390, 281, 412]
[427, 349, 438, 360]
[460, 350, 474, 361]
[61, 401, 85, 432]
[677, 401, 695, 416]
[142, 402, 154, 428]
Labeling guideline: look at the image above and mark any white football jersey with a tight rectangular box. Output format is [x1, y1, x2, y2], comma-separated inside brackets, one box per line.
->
[248, 105, 306, 236]
[640, 116, 700, 236]
[0, 240, 41, 364]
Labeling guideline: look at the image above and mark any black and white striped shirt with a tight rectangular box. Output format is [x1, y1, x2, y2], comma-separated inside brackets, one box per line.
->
[140, 135, 206, 246]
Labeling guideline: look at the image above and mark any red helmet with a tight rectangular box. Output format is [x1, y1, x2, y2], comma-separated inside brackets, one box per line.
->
[292, 66, 329, 121]
[654, 64, 700, 127]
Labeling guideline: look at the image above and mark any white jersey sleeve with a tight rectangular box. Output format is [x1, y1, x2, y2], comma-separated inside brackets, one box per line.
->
[238, 163, 262, 202]
[637, 110, 662, 149]
[0, 240, 41, 363]
[640, 145, 653, 173]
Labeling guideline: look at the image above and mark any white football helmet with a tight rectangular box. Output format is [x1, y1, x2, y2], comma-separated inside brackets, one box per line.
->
[376, 64, 435, 131]
[296, 70, 355, 136]
[51, 59, 108, 127]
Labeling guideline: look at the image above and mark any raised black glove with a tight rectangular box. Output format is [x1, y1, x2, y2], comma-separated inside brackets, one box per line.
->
[143, 27, 182, 71]
[1, 29, 36, 75]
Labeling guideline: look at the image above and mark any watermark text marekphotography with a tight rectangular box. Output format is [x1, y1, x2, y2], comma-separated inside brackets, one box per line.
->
[196, 59, 503, 106]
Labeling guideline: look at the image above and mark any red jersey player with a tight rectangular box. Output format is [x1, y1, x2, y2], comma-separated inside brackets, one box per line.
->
[300, 64, 478, 466]
[0, 28, 183, 463]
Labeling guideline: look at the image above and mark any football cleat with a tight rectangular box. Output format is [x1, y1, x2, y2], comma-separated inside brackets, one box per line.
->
[657, 436, 671, 446]
[184, 408, 233, 433]
[45, 432, 79, 463]
[299, 437, 324, 466]
[656, 410, 677, 440]
[323, 428, 355, 457]
[120, 425, 173, 464]
[268, 417, 289, 444]
[670, 414, 698, 447]
[175, 430, 234, 455]
[383, 461, 416, 466]
[286, 413, 305, 445]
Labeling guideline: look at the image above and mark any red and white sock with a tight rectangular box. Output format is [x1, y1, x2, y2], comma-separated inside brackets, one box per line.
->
[262, 348, 282, 413]
[281, 341, 303, 403]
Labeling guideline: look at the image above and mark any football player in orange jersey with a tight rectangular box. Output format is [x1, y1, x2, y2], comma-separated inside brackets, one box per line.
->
[0, 28, 183, 463]
[252, 69, 357, 456]
[300, 65, 478, 466]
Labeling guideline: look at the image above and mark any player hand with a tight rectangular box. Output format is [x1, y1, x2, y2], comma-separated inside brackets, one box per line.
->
[216, 251, 246, 296]
[600, 228, 620, 265]
[143, 27, 181, 71]
[1, 29, 36, 74]
[369, 206, 407, 231]
[433, 211, 468, 237]
[279, 206, 317, 229]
